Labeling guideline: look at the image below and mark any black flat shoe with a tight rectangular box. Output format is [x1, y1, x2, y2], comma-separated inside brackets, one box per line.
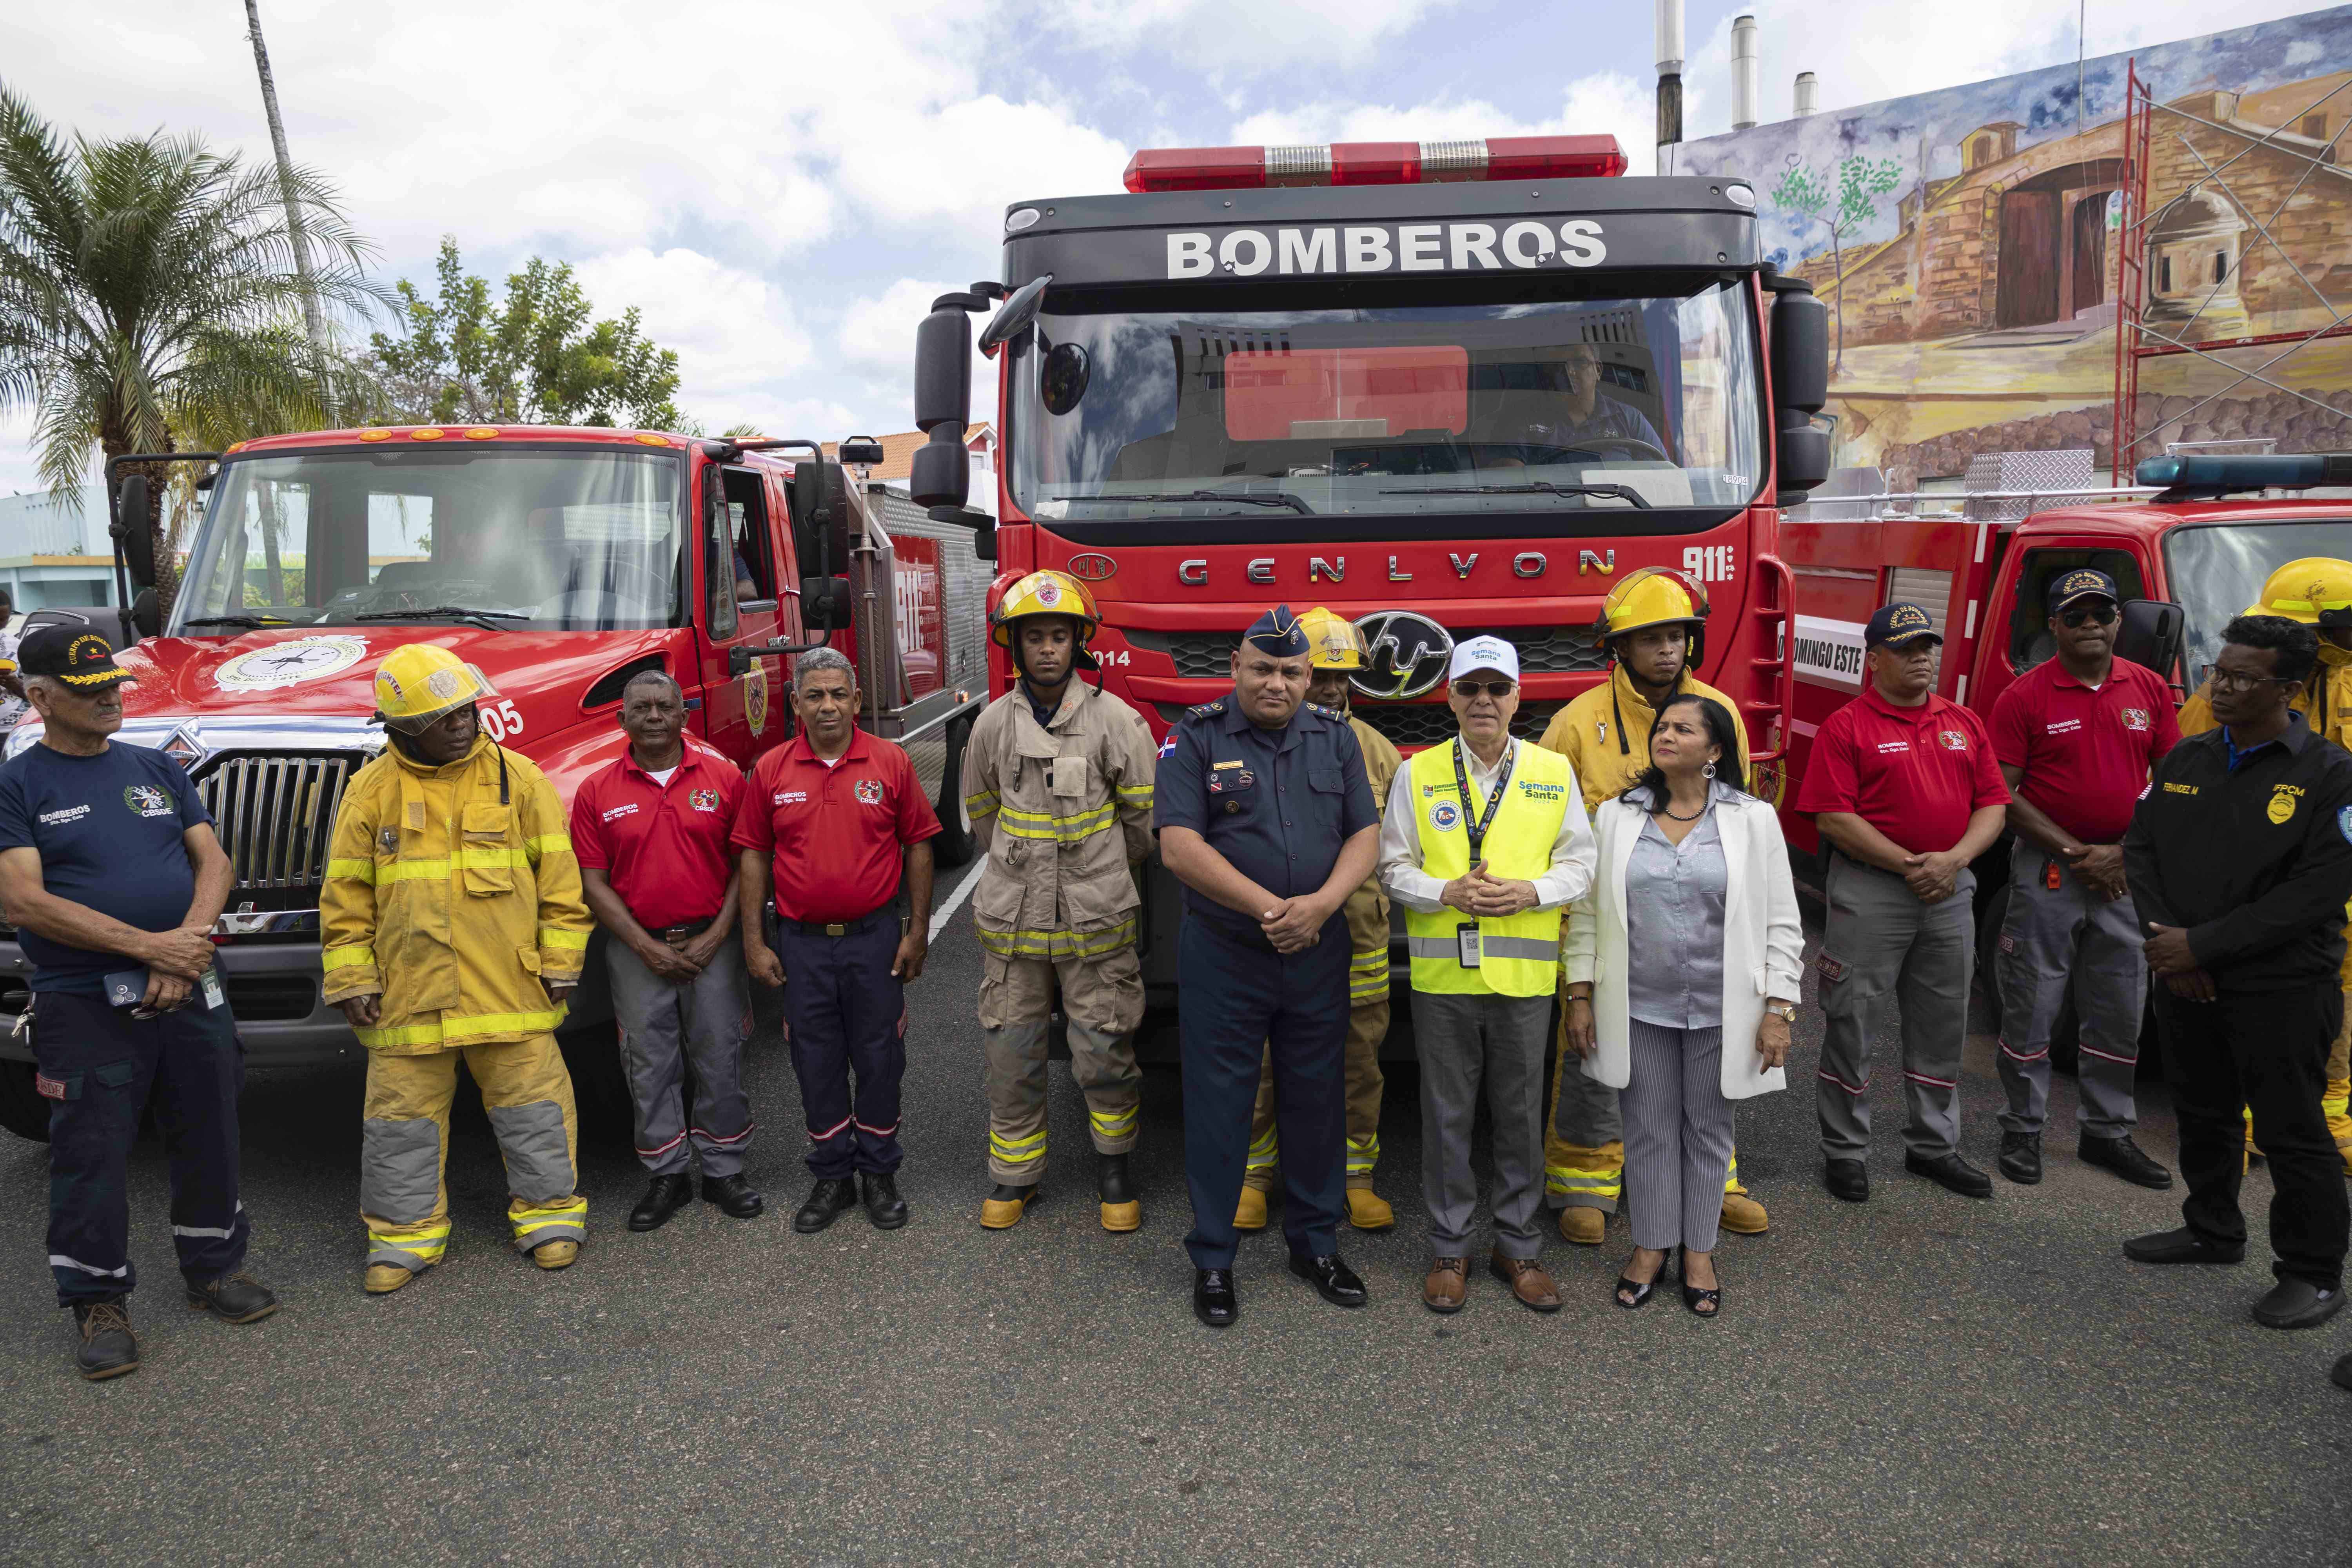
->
[702, 1172, 765, 1219]
[792, 1177, 858, 1234]
[1904, 1150, 1993, 1199]
[1823, 1158, 1869, 1203]
[2122, 1226, 2245, 1265]
[1678, 1249, 1720, 1319]
[629, 1173, 696, 1231]
[1998, 1131, 2042, 1185]
[2079, 1133, 2173, 1191]
[1288, 1251, 1368, 1308]
[1194, 1267, 1238, 1328]
[2332, 1351, 2352, 1392]
[860, 1171, 909, 1230]
[2252, 1278, 2344, 1331]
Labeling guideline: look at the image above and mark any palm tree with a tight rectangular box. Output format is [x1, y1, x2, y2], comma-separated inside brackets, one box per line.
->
[0, 81, 379, 606]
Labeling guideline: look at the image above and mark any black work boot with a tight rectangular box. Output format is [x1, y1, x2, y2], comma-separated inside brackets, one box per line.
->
[860, 1171, 909, 1230]
[628, 1173, 696, 1231]
[1097, 1152, 1140, 1233]
[1999, 1131, 2043, 1185]
[793, 1177, 859, 1234]
[702, 1173, 765, 1219]
[185, 1272, 279, 1324]
[72, 1299, 139, 1381]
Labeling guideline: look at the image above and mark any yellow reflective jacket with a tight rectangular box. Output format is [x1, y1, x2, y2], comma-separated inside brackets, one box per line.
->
[319, 735, 593, 1054]
[1537, 665, 1752, 811]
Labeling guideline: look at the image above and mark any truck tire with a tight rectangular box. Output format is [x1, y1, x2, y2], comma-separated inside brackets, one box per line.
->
[1975, 879, 2080, 1075]
[928, 713, 976, 869]
[0, 1060, 51, 1143]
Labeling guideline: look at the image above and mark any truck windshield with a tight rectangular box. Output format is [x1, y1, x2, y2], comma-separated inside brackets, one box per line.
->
[1008, 278, 1761, 530]
[2164, 520, 2352, 683]
[171, 446, 683, 634]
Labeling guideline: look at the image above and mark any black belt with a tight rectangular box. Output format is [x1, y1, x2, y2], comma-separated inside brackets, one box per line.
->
[656, 916, 717, 940]
[782, 910, 891, 938]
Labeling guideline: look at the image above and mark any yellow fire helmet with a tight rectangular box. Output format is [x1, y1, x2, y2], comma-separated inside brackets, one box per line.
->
[372, 642, 500, 734]
[1596, 564, 1711, 663]
[989, 570, 1102, 649]
[1298, 606, 1368, 670]
[2243, 556, 2352, 632]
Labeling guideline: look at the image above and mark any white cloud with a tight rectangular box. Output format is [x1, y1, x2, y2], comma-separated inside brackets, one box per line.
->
[1036, 0, 1461, 66]
[840, 279, 959, 370]
[570, 247, 815, 431]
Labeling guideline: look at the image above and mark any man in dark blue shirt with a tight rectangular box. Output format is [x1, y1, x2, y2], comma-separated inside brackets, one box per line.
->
[1156, 605, 1379, 1327]
[0, 628, 273, 1381]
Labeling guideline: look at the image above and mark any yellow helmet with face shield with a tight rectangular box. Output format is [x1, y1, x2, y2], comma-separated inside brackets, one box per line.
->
[373, 643, 499, 734]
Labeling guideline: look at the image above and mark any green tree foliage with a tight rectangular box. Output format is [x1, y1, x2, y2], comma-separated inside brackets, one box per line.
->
[368, 239, 683, 429]
[1769, 153, 1905, 367]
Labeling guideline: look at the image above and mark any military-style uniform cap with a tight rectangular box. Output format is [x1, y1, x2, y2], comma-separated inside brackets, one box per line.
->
[2047, 568, 2119, 612]
[18, 625, 133, 688]
[1864, 601, 1942, 648]
[1242, 604, 1309, 658]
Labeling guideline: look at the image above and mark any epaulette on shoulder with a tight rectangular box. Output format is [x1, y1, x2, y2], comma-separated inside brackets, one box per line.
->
[1305, 701, 1344, 722]
[1185, 698, 1226, 720]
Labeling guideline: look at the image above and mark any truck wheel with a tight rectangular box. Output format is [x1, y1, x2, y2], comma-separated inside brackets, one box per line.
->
[0, 1060, 52, 1143]
[1975, 879, 2080, 1075]
[928, 713, 976, 869]
[557, 1020, 633, 1143]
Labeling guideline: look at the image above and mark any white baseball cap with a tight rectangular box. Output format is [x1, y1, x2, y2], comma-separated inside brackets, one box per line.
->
[1446, 635, 1520, 684]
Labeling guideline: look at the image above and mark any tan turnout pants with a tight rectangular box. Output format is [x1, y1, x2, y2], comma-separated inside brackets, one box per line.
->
[981, 947, 1144, 1184]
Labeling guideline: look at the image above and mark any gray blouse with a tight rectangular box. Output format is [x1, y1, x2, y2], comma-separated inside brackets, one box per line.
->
[1622, 784, 1732, 1030]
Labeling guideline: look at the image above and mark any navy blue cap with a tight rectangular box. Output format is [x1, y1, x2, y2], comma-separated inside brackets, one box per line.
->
[1865, 601, 1941, 648]
[1242, 604, 1309, 658]
[2047, 568, 2119, 611]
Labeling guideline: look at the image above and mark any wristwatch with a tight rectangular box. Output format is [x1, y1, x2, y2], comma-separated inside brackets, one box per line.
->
[1767, 1002, 1798, 1022]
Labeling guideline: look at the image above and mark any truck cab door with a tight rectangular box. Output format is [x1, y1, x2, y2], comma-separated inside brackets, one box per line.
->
[1978, 541, 2150, 710]
[695, 465, 787, 762]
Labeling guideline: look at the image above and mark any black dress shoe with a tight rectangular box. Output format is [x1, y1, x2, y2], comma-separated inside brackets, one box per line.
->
[72, 1299, 138, 1381]
[630, 1173, 696, 1231]
[184, 1272, 279, 1323]
[1194, 1267, 1239, 1327]
[792, 1177, 858, 1234]
[860, 1172, 909, 1230]
[1998, 1131, 2042, 1185]
[2252, 1278, 2344, 1331]
[1905, 1150, 1993, 1199]
[2122, 1225, 2245, 1265]
[702, 1172, 764, 1219]
[1288, 1251, 1368, 1308]
[1823, 1158, 1869, 1203]
[2079, 1133, 2173, 1191]
[2332, 1351, 2352, 1392]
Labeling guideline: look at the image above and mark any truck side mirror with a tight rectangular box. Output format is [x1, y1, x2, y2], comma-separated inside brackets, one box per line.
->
[792, 460, 851, 572]
[927, 505, 996, 562]
[1777, 413, 1831, 500]
[2115, 599, 2185, 680]
[800, 576, 853, 631]
[912, 290, 980, 510]
[113, 473, 156, 590]
[131, 588, 160, 640]
[1767, 279, 1831, 505]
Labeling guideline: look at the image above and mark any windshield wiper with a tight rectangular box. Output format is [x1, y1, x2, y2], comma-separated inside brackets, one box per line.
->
[1379, 481, 1651, 510]
[355, 606, 531, 631]
[181, 614, 294, 630]
[1052, 490, 1315, 515]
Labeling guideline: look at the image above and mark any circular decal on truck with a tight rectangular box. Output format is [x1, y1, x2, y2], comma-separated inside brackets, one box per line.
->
[214, 635, 371, 691]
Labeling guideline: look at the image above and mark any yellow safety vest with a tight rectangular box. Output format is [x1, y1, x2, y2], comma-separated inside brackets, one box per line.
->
[1403, 739, 1573, 998]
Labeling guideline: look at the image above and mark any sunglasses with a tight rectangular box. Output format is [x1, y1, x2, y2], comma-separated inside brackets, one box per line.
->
[1452, 679, 1516, 699]
[2058, 604, 2118, 628]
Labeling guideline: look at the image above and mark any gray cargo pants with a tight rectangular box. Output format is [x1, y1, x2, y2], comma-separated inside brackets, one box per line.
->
[609, 938, 754, 1178]
[1412, 988, 1551, 1260]
[1815, 855, 1975, 1163]
[1996, 851, 2145, 1138]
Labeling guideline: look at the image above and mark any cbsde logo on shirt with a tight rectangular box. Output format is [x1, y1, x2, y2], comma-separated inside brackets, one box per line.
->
[1165, 219, 1607, 278]
[123, 784, 175, 819]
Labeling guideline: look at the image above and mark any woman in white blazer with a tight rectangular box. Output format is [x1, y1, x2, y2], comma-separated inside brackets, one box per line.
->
[1562, 695, 1802, 1317]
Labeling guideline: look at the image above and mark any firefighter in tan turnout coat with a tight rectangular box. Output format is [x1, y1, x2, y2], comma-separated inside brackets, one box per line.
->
[963, 571, 1160, 1232]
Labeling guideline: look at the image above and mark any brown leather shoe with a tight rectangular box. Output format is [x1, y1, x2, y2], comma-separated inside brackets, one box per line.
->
[1423, 1256, 1468, 1314]
[1490, 1252, 1563, 1313]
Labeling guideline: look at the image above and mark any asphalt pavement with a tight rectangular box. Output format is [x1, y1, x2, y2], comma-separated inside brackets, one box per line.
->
[0, 882, 2347, 1565]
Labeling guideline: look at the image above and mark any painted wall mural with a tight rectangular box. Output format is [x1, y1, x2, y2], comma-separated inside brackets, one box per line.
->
[1679, 5, 2352, 481]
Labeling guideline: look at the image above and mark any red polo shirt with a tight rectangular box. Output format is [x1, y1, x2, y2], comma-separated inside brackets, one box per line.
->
[731, 730, 941, 923]
[1989, 655, 2181, 845]
[571, 746, 745, 930]
[1797, 684, 2008, 855]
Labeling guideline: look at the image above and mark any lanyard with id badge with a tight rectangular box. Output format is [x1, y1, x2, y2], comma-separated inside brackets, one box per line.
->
[1452, 739, 1514, 969]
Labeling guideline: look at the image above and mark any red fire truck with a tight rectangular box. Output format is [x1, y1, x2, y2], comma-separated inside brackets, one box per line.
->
[0, 426, 989, 1140]
[907, 134, 1836, 1028]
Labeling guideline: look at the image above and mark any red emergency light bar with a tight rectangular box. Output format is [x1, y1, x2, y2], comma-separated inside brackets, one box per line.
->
[1122, 135, 1629, 194]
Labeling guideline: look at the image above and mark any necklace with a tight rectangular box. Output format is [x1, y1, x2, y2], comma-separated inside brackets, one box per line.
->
[1659, 795, 1707, 822]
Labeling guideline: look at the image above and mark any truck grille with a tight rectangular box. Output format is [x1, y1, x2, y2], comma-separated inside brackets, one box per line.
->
[1134, 626, 1607, 678]
[191, 754, 359, 890]
[1158, 700, 1565, 750]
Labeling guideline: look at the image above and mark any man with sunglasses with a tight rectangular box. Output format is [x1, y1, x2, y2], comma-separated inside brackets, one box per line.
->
[1987, 569, 2180, 1190]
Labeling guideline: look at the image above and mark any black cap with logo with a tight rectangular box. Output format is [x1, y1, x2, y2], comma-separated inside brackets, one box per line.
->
[1864, 601, 1942, 649]
[17, 625, 133, 688]
[2046, 568, 2120, 612]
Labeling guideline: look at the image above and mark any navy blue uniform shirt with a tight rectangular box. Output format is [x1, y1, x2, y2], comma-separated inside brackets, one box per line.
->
[0, 742, 210, 995]
[1153, 692, 1377, 948]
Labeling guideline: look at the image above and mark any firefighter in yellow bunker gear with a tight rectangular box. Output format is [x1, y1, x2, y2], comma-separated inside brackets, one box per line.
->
[965, 571, 1161, 1232]
[1534, 567, 1769, 1242]
[320, 645, 596, 1292]
[1234, 606, 1405, 1234]
[2178, 557, 2352, 1173]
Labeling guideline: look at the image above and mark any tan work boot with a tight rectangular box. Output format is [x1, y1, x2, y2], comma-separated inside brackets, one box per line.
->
[1345, 1187, 1394, 1230]
[1720, 1186, 1770, 1235]
[1234, 1185, 1269, 1231]
[532, 1240, 579, 1271]
[364, 1263, 418, 1295]
[1558, 1206, 1606, 1245]
[1423, 1256, 1468, 1314]
[980, 1187, 1036, 1229]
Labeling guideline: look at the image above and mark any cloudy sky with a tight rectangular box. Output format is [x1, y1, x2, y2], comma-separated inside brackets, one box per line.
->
[0, 0, 2327, 494]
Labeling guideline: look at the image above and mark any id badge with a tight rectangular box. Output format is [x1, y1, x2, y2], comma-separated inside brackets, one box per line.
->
[1456, 923, 1481, 969]
[199, 970, 225, 1011]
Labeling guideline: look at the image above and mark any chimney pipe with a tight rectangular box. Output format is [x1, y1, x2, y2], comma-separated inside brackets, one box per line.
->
[1731, 14, 1760, 132]
[1656, 0, 1684, 173]
[1793, 70, 1818, 118]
